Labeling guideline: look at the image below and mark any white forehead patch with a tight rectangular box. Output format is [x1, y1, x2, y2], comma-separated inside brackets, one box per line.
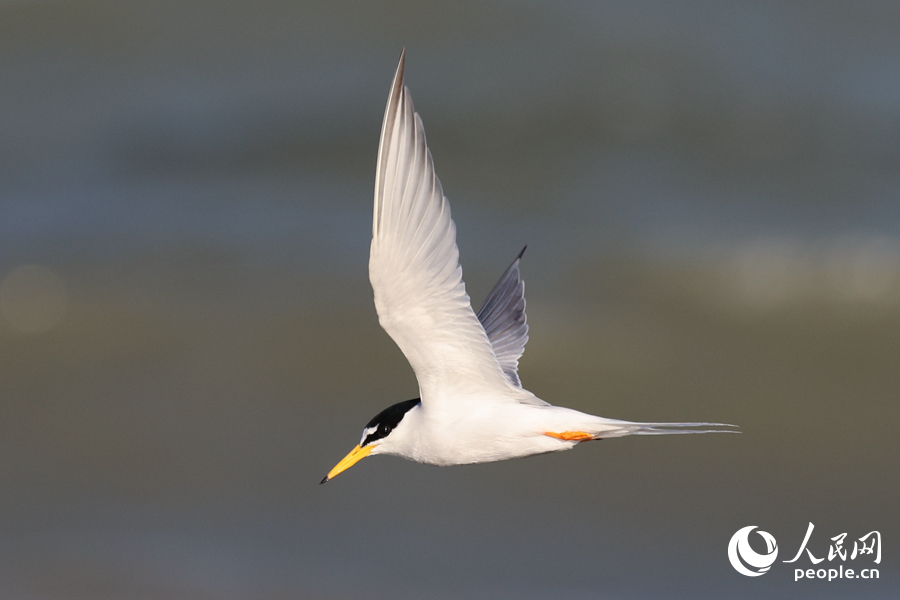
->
[360, 425, 378, 446]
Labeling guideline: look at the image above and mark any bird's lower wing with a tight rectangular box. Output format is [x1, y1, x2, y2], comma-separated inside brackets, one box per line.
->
[476, 247, 529, 388]
[370, 51, 513, 404]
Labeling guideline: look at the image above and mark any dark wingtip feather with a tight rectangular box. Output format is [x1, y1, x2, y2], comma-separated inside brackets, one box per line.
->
[394, 48, 406, 90]
[517, 245, 527, 260]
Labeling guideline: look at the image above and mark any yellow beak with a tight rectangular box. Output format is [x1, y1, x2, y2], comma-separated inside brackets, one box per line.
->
[320, 444, 373, 484]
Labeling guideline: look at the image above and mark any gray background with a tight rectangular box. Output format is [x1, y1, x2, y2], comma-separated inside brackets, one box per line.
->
[1, 1, 897, 598]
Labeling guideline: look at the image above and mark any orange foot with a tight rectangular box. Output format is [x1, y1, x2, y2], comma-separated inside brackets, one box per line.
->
[544, 430, 594, 442]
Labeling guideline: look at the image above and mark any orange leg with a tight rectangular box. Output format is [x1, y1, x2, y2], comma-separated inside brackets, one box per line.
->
[544, 431, 595, 442]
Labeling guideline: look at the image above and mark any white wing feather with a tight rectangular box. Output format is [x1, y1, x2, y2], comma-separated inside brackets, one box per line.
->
[370, 51, 522, 407]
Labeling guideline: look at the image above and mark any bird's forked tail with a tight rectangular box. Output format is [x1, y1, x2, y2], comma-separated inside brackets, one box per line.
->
[587, 417, 739, 440]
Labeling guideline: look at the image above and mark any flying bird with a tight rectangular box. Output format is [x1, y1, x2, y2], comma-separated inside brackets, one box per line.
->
[321, 50, 734, 484]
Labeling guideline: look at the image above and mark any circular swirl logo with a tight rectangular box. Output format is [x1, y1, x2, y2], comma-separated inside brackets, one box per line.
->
[728, 526, 779, 576]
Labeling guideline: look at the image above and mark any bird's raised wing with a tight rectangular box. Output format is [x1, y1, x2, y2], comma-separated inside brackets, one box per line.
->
[369, 51, 516, 405]
[476, 248, 529, 388]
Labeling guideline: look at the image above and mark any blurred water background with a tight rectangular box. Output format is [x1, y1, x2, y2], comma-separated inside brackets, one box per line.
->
[1, 1, 898, 598]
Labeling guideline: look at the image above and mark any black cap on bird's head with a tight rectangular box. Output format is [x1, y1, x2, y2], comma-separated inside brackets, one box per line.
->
[360, 398, 420, 447]
[320, 398, 420, 484]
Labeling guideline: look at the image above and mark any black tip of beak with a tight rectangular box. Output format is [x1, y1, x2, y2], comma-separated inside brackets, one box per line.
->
[319, 476, 329, 485]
